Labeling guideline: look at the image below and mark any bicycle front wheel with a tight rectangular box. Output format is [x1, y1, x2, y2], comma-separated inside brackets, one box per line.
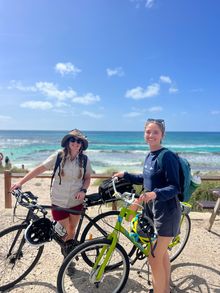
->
[57, 238, 130, 293]
[0, 224, 44, 291]
[169, 213, 191, 262]
[81, 210, 136, 258]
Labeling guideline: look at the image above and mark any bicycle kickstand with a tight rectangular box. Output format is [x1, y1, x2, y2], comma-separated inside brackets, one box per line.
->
[137, 260, 151, 285]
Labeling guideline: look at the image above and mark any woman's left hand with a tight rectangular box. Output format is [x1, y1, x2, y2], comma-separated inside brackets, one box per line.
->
[75, 191, 86, 200]
[138, 191, 157, 203]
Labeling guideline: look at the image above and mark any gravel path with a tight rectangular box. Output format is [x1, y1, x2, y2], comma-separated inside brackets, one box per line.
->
[0, 175, 220, 292]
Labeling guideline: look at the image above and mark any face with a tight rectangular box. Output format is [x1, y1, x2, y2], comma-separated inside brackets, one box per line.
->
[68, 137, 83, 153]
[144, 122, 164, 150]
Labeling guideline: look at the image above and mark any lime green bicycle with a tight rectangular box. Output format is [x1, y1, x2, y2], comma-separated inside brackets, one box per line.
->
[57, 178, 191, 293]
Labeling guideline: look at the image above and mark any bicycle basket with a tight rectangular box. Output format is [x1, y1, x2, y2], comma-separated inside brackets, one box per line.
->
[98, 177, 134, 201]
[24, 218, 53, 246]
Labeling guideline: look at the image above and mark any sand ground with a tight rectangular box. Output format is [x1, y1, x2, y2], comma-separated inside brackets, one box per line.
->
[0, 174, 220, 293]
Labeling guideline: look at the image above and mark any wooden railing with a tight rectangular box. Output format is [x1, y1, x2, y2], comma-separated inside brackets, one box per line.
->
[4, 170, 111, 208]
[3, 170, 220, 208]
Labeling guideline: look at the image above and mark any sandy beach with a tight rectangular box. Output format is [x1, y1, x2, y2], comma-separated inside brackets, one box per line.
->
[0, 174, 220, 293]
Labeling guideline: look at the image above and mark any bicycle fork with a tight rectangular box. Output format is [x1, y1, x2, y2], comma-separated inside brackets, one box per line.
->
[89, 233, 118, 284]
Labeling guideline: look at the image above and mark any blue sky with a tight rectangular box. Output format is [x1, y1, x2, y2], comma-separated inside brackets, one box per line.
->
[0, 0, 220, 132]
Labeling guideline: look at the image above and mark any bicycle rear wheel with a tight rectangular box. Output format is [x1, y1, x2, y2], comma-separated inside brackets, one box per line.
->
[169, 214, 191, 262]
[57, 238, 130, 293]
[81, 210, 136, 258]
[0, 224, 44, 291]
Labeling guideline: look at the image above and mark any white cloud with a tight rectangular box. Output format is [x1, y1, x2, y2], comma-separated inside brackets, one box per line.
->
[148, 106, 163, 112]
[55, 101, 69, 108]
[36, 82, 76, 101]
[145, 0, 155, 8]
[8, 80, 37, 92]
[9, 81, 101, 105]
[82, 111, 103, 119]
[20, 101, 53, 110]
[123, 111, 142, 118]
[106, 67, 124, 77]
[130, 0, 155, 9]
[55, 62, 81, 76]
[72, 93, 101, 105]
[0, 115, 12, 121]
[169, 86, 178, 93]
[160, 75, 172, 84]
[125, 83, 160, 100]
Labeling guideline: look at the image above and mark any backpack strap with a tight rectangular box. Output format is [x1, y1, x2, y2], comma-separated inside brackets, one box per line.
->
[82, 154, 88, 180]
[50, 151, 62, 190]
[156, 148, 169, 170]
[50, 153, 88, 190]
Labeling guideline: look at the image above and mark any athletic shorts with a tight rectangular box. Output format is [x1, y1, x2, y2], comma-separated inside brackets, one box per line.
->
[153, 197, 181, 237]
[51, 204, 84, 221]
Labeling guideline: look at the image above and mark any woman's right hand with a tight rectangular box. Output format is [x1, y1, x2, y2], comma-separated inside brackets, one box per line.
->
[10, 182, 22, 192]
[112, 172, 124, 178]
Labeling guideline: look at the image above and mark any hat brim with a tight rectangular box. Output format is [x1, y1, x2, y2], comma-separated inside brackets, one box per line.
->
[61, 134, 88, 150]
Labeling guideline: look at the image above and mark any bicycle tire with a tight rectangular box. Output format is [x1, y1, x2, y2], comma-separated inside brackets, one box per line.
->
[169, 214, 191, 262]
[57, 238, 130, 293]
[81, 210, 136, 258]
[0, 224, 44, 291]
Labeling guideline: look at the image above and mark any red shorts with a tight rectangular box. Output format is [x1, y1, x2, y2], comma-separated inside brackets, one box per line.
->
[51, 204, 84, 221]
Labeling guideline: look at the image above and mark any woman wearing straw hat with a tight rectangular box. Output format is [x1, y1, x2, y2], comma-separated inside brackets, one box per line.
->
[10, 129, 92, 257]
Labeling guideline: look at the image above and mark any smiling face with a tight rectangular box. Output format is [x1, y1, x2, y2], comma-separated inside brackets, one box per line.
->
[144, 122, 164, 151]
[68, 137, 82, 156]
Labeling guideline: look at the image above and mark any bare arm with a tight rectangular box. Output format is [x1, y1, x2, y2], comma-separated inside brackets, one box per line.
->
[10, 164, 47, 191]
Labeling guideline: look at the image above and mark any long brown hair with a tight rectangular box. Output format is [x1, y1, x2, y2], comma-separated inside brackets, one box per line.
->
[60, 145, 85, 179]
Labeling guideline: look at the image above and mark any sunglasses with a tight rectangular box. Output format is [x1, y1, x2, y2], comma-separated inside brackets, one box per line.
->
[69, 137, 83, 144]
[147, 118, 165, 125]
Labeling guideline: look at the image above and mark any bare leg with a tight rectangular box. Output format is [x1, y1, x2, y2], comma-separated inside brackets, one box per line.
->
[163, 251, 171, 291]
[148, 236, 172, 293]
[58, 214, 81, 241]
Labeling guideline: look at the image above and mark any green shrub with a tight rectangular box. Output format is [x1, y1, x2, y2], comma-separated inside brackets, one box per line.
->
[189, 181, 220, 211]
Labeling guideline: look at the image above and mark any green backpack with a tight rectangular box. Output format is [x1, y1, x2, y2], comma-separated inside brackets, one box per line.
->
[157, 149, 201, 202]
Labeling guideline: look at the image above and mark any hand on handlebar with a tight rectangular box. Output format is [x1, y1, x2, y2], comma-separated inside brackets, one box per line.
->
[112, 172, 124, 178]
[10, 182, 22, 192]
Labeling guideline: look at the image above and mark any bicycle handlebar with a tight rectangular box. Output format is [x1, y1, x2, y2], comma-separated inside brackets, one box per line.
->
[11, 189, 47, 215]
[112, 177, 139, 205]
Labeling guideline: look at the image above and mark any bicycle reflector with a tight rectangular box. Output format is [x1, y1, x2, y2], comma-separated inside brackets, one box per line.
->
[130, 214, 156, 244]
[24, 218, 53, 246]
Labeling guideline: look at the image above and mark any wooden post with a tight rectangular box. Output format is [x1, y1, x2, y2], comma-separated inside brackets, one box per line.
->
[4, 170, 12, 208]
[207, 190, 220, 231]
[112, 201, 117, 211]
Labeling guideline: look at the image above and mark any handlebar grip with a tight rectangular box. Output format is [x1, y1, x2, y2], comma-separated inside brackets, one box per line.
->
[12, 189, 38, 205]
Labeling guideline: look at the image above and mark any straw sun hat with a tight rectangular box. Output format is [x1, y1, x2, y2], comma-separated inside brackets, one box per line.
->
[61, 129, 88, 150]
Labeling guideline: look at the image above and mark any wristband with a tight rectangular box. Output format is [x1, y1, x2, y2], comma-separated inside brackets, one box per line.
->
[80, 188, 87, 193]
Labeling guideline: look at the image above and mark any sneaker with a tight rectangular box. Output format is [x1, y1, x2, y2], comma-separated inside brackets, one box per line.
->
[61, 239, 78, 257]
[66, 262, 76, 275]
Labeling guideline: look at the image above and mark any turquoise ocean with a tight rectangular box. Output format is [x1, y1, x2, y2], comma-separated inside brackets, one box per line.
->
[0, 130, 220, 174]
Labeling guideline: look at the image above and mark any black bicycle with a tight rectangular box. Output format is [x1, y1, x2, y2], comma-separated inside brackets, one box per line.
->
[0, 189, 134, 291]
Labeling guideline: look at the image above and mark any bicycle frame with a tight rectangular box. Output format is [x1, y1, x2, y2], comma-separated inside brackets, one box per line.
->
[92, 199, 192, 282]
[92, 205, 152, 282]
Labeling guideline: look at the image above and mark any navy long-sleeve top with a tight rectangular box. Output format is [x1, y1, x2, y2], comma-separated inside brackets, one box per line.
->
[124, 147, 180, 201]
[124, 147, 181, 236]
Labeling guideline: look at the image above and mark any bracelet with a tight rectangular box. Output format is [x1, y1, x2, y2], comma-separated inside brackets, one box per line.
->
[80, 188, 87, 193]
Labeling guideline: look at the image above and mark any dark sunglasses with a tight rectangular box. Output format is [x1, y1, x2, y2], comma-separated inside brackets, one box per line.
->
[69, 137, 83, 144]
[147, 118, 165, 125]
